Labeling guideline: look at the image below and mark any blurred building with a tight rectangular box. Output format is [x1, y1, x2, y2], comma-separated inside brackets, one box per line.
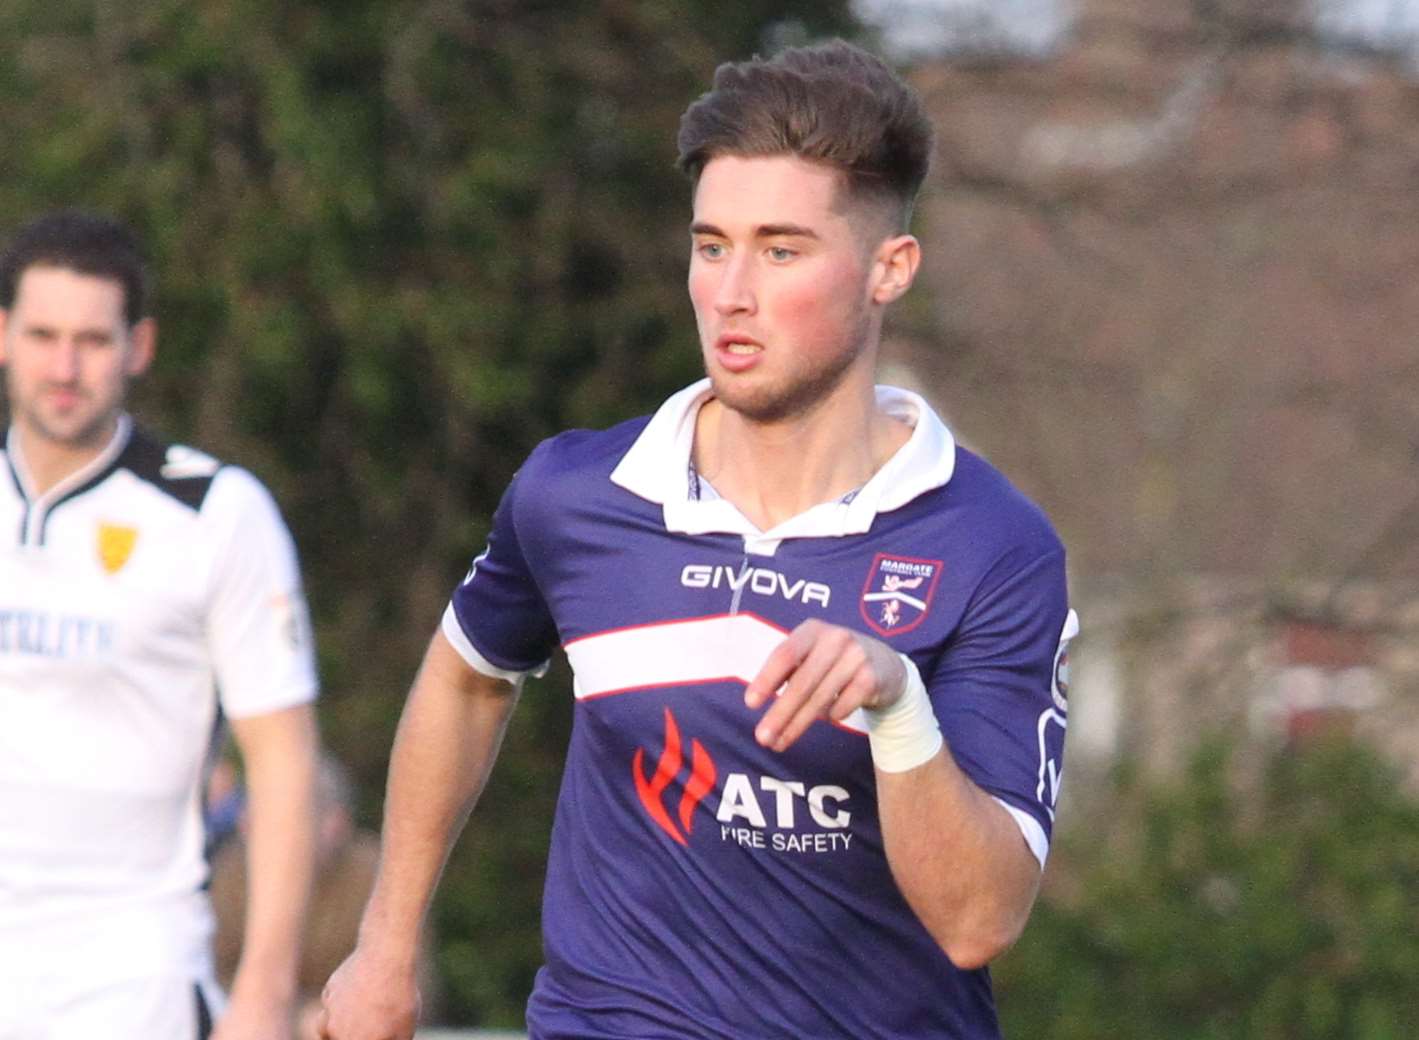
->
[883, 0, 1419, 796]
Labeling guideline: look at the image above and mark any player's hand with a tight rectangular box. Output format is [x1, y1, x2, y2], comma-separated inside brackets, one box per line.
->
[744, 619, 906, 752]
[317, 945, 420, 1040]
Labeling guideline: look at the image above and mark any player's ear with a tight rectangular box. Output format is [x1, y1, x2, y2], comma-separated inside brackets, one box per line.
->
[0, 309, 9, 367]
[125, 317, 156, 378]
[870, 234, 920, 305]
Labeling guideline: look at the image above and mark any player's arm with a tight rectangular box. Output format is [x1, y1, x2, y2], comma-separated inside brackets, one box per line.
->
[873, 721, 1041, 968]
[217, 703, 319, 1040]
[745, 622, 1044, 970]
[319, 629, 521, 1040]
[202, 468, 323, 1040]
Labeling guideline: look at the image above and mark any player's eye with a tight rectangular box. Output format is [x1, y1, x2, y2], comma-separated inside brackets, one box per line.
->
[697, 241, 726, 260]
[767, 246, 796, 262]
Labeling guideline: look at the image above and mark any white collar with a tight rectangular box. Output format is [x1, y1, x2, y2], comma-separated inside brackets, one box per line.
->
[7, 413, 133, 505]
[609, 379, 956, 556]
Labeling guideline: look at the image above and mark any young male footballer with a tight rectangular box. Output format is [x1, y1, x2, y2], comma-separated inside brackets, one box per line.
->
[0, 211, 320, 1040]
[322, 39, 1076, 1040]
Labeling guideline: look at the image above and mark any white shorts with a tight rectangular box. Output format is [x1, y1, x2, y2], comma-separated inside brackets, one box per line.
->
[0, 969, 226, 1040]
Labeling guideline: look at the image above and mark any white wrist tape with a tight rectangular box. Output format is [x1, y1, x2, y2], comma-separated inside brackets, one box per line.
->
[865, 654, 943, 773]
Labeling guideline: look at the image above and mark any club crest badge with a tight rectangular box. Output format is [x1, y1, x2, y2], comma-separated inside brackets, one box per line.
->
[98, 523, 138, 575]
[859, 553, 943, 637]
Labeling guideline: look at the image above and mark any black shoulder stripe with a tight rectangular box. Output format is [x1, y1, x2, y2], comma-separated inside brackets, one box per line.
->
[119, 427, 219, 512]
[39, 443, 131, 532]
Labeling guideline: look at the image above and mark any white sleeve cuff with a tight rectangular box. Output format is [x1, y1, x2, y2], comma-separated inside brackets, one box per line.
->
[439, 604, 550, 685]
[994, 797, 1049, 869]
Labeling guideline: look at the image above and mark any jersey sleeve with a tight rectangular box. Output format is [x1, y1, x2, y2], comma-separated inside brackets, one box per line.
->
[202, 467, 319, 719]
[927, 547, 1073, 868]
[444, 445, 558, 682]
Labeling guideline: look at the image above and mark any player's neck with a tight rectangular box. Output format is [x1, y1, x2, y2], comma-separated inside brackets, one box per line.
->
[693, 382, 912, 532]
[12, 418, 119, 498]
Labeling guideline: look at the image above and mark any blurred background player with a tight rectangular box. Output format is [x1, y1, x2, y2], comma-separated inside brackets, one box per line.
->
[204, 752, 248, 858]
[210, 753, 440, 1040]
[322, 40, 1075, 1040]
[0, 210, 319, 1040]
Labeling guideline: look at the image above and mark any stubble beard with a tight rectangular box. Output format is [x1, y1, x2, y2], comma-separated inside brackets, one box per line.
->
[709, 352, 858, 425]
[705, 312, 874, 426]
[14, 385, 119, 455]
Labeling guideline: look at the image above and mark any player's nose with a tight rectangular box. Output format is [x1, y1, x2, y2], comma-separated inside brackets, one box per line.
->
[713, 256, 757, 316]
[48, 339, 82, 382]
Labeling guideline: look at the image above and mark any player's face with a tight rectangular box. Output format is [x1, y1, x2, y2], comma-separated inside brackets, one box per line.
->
[688, 154, 891, 424]
[0, 266, 151, 456]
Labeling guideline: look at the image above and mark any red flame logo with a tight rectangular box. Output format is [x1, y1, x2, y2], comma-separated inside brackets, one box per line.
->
[633, 707, 717, 846]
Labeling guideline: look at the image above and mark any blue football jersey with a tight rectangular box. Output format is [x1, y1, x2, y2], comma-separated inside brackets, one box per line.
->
[445, 381, 1074, 1040]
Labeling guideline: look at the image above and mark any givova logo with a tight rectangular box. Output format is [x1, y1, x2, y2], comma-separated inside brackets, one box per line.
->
[633, 708, 855, 854]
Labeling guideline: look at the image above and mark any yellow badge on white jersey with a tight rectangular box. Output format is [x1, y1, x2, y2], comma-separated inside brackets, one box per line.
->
[97, 523, 139, 574]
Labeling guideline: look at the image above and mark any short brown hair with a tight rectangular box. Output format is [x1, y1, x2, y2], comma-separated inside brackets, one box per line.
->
[676, 39, 934, 230]
[0, 210, 148, 326]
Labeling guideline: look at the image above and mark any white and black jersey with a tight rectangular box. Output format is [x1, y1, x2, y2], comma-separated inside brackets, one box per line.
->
[0, 415, 317, 986]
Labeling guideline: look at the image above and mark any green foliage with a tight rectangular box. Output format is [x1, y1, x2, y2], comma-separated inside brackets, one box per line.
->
[8, 8, 1418, 1034]
[995, 737, 1419, 1040]
[0, 0, 858, 1025]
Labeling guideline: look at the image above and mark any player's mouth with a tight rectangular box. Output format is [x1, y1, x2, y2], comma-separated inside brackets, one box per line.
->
[714, 334, 763, 372]
[44, 386, 85, 410]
